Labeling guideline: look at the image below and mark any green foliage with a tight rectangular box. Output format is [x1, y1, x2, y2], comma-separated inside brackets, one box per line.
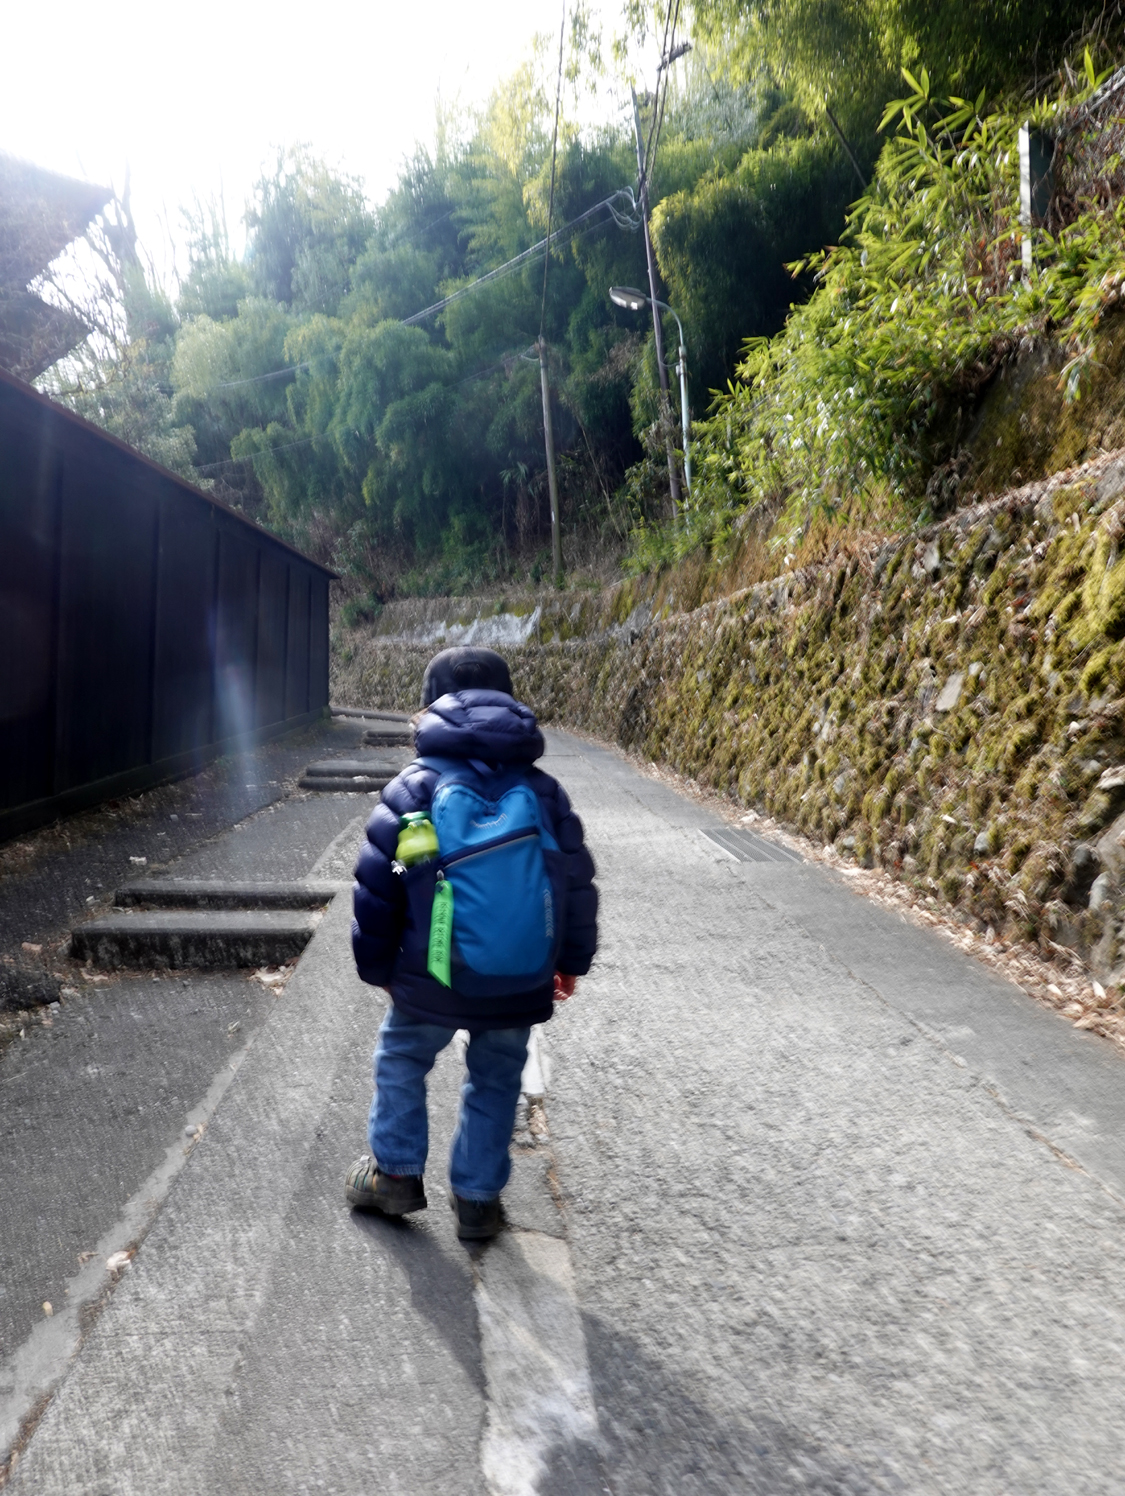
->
[691, 0, 1109, 136]
[245, 147, 374, 312]
[66, 13, 1115, 593]
[60, 338, 199, 479]
[177, 199, 252, 321]
[689, 60, 1125, 542]
[154, 36, 882, 586]
[652, 133, 854, 393]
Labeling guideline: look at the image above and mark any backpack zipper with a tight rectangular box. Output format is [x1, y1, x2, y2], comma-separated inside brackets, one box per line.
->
[441, 828, 538, 870]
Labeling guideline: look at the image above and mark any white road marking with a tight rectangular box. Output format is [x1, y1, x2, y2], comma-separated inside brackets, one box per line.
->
[475, 1230, 600, 1496]
[476, 1019, 598, 1496]
[520, 1026, 550, 1097]
[454, 1024, 549, 1100]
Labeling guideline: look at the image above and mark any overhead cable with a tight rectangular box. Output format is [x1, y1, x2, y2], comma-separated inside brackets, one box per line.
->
[643, 0, 681, 199]
[214, 362, 312, 390]
[640, 0, 679, 195]
[539, 2, 568, 343]
[400, 188, 640, 327]
[194, 190, 639, 403]
[195, 432, 320, 475]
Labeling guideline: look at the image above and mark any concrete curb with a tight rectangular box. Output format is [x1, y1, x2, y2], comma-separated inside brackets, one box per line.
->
[298, 776, 391, 794]
[113, 880, 342, 909]
[70, 909, 323, 968]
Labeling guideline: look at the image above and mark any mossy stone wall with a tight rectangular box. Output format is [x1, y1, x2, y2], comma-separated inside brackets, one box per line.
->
[332, 448, 1125, 980]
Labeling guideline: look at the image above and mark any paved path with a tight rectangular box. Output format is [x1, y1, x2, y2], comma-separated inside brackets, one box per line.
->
[5, 731, 1125, 1494]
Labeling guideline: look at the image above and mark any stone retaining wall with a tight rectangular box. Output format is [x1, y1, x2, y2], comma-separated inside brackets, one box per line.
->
[333, 447, 1125, 984]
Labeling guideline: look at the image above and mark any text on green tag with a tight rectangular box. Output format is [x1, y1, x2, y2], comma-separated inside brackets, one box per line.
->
[427, 876, 453, 987]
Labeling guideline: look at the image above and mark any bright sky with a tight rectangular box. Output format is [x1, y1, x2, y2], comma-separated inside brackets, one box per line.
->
[1, 0, 645, 287]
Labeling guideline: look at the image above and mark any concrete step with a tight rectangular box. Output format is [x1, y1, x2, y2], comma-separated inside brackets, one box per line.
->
[298, 754, 405, 792]
[298, 774, 392, 793]
[114, 880, 341, 910]
[70, 910, 323, 968]
[362, 728, 413, 748]
[302, 758, 405, 778]
[331, 706, 409, 723]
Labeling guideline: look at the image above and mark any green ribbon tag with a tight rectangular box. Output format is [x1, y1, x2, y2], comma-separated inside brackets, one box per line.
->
[427, 876, 453, 987]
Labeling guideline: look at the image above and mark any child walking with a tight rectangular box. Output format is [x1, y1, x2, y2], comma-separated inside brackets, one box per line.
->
[345, 646, 598, 1240]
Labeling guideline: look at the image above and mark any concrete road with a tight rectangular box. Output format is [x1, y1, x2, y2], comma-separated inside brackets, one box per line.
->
[5, 730, 1125, 1494]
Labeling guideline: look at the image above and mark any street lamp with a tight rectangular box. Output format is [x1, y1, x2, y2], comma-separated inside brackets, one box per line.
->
[609, 285, 692, 507]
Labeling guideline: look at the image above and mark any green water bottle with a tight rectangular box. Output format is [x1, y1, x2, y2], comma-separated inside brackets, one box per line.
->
[395, 811, 439, 868]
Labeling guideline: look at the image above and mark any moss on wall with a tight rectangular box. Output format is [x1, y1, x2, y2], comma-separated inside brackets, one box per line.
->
[333, 447, 1125, 978]
[967, 316, 1125, 497]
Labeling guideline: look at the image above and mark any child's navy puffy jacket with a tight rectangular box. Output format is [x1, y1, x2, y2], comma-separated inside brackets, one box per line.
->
[352, 689, 598, 1029]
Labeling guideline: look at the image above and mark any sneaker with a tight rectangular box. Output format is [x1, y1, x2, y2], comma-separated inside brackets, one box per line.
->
[450, 1193, 503, 1241]
[345, 1155, 427, 1215]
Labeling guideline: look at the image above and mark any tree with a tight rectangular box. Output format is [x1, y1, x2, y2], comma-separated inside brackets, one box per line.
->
[652, 134, 854, 394]
[244, 147, 374, 313]
[690, 0, 1112, 139]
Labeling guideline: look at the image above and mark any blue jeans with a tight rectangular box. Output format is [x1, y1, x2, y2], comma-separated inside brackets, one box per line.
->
[368, 1006, 531, 1201]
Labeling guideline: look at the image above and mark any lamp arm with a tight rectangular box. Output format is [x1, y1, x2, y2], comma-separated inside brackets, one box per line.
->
[649, 297, 685, 350]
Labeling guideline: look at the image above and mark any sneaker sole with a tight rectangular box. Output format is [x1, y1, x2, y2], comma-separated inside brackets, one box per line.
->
[455, 1220, 501, 1240]
[449, 1193, 502, 1239]
[346, 1186, 428, 1216]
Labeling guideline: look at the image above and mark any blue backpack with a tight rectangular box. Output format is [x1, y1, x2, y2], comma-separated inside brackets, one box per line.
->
[406, 757, 564, 998]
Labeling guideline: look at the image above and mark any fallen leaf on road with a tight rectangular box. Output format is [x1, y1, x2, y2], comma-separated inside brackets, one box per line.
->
[77, 1252, 95, 1266]
[21, 942, 42, 955]
[253, 966, 290, 989]
[80, 971, 109, 983]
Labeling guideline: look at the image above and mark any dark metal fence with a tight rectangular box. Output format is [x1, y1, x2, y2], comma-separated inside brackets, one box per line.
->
[0, 368, 334, 843]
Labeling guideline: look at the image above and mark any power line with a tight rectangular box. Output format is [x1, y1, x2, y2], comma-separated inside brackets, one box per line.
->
[400, 188, 638, 327]
[213, 362, 313, 390]
[192, 189, 638, 399]
[642, 0, 681, 201]
[384, 205, 456, 250]
[540, 2, 567, 343]
[641, 0, 679, 195]
[194, 203, 631, 475]
[197, 325, 593, 473]
[195, 432, 321, 475]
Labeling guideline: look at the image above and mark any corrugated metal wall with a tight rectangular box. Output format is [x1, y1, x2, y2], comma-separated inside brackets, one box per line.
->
[0, 369, 334, 843]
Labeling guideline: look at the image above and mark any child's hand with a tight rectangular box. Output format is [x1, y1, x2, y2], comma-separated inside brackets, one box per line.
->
[554, 972, 577, 1001]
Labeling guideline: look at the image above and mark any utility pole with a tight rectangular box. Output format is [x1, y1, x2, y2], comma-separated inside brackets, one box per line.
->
[630, 84, 682, 525]
[538, 338, 563, 588]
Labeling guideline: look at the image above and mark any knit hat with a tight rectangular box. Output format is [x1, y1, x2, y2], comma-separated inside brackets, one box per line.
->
[420, 646, 513, 707]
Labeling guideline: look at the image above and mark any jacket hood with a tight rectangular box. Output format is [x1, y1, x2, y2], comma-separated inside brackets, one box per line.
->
[414, 689, 544, 764]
